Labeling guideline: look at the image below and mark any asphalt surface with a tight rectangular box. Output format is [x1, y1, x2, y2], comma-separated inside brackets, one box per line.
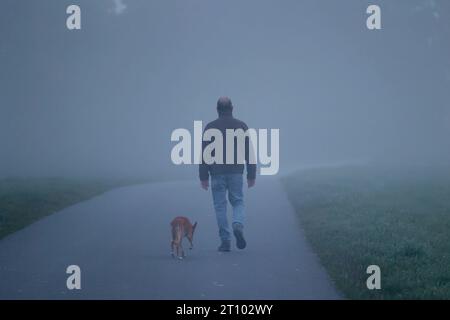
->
[0, 179, 340, 299]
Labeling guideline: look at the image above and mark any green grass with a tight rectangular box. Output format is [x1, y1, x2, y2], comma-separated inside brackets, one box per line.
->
[282, 165, 450, 299]
[0, 177, 148, 240]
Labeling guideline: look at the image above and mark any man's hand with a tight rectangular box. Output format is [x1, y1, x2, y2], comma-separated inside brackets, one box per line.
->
[247, 179, 256, 188]
[201, 180, 209, 191]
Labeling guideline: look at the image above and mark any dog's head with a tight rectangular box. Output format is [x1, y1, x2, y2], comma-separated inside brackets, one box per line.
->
[187, 221, 197, 249]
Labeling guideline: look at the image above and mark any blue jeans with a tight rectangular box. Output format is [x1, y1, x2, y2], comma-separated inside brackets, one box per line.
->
[211, 174, 245, 241]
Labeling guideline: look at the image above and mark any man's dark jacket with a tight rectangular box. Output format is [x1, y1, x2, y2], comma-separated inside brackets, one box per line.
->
[199, 110, 257, 181]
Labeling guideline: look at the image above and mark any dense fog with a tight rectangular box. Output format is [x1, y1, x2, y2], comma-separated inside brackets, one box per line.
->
[1, 0, 449, 179]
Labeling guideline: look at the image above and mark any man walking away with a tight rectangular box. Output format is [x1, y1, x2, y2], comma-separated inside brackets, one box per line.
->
[199, 97, 256, 252]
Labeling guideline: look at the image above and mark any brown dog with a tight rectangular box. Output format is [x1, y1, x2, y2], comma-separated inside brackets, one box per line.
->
[170, 216, 197, 259]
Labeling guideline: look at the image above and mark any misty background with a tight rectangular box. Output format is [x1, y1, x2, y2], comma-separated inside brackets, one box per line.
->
[1, 0, 449, 179]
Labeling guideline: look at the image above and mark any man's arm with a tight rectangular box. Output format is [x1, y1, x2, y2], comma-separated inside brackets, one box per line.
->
[244, 123, 256, 188]
[246, 161, 256, 188]
[199, 159, 209, 182]
[199, 126, 210, 190]
[199, 163, 209, 190]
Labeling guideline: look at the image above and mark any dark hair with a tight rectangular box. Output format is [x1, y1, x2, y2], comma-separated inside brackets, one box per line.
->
[217, 97, 233, 114]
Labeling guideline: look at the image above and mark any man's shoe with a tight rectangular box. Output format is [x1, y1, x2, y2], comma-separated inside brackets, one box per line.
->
[233, 223, 247, 249]
[218, 240, 231, 252]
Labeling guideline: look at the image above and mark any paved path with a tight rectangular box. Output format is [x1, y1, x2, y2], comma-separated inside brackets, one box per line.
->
[0, 179, 340, 299]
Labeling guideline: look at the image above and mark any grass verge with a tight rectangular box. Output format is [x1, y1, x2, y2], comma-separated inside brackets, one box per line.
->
[282, 165, 450, 299]
[0, 177, 148, 240]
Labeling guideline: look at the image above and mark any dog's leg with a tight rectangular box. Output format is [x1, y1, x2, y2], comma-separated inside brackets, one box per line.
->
[176, 242, 183, 259]
[175, 227, 183, 259]
[180, 241, 185, 259]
